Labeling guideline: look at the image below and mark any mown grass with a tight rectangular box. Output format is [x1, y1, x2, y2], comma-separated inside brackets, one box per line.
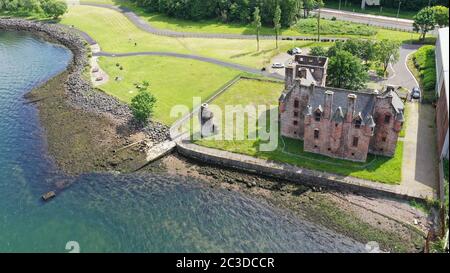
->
[97, 55, 242, 125]
[194, 78, 403, 184]
[399, 103, 410, 138]
[60, 5, 320, 68]
[80, 0, 426, 44]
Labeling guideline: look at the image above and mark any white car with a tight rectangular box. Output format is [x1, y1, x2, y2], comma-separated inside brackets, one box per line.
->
[272, 62, 285, 69]
[292, 47, 302, 54]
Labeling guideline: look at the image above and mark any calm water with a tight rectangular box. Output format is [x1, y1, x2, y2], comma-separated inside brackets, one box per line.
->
[0, 31, 366, 253]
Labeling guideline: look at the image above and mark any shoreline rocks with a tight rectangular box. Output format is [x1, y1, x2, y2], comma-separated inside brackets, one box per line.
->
[0, 18, 169, 143]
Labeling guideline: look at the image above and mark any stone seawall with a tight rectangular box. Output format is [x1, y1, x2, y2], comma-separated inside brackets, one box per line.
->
[0, 18, 169, 142]
[177, 140, 426, 201]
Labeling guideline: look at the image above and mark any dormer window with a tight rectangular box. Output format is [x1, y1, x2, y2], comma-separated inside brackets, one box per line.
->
[384, 115, 391, 124]
[315, 111, 321, 122]
[355, 119, 362, 129]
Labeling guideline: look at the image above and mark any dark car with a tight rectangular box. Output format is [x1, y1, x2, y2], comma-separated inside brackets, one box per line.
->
[411, 87, 421, 100]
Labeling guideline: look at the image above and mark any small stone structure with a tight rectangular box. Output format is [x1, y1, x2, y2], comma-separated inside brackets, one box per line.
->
[279, 55, 405, 162]
[198, 103, 218, 138]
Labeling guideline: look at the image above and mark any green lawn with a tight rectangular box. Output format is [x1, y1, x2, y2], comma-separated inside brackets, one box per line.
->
[194, 78, 403, 184]
[60, 5, 320, 68]
[97, 56, 242, 125]
[399, 103, 410, 138]
[80, 0, 425, 44]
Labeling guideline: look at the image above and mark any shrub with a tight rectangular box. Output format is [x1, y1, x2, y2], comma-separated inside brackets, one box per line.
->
[130, 81, 157, 124]
[309, 46, 327, 57]
[412, 45, 437, 103]
[295, 18, 377, 36]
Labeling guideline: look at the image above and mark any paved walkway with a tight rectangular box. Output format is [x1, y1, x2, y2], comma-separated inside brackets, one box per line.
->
[80, 2, 346, 42]
[398, 103, 439, 199]
[94, 51, 284, 80]
[317, 8, 414, 31]
[176, 138, 434, 200]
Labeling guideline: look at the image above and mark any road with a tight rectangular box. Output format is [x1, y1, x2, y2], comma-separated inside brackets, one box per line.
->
[385, 44, 421, 91]
[316, 8, 414, 31]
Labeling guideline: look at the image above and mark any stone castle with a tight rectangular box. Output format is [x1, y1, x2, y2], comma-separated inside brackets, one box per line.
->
[279, 55, 405, 162]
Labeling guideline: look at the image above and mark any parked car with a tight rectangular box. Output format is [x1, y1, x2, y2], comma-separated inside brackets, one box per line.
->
[271, 62, 285, 69]
[287, 47, 302, 55]
[411, 87, 421, 100]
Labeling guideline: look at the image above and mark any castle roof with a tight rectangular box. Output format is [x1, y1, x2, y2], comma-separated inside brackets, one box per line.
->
[309, 86, 376, 119]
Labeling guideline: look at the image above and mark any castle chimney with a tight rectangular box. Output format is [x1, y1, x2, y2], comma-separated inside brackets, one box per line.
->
[324, 90, 334, 119]
[298, 68, 307, 79]
[346, 94, 357, 123]
[285, 65, 294, 89]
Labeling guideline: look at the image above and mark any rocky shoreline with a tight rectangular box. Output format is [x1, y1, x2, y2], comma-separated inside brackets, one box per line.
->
[0, 18, 170, 143]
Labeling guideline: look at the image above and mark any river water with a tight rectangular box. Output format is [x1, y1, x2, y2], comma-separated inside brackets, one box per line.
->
[0, 31, 365, 253]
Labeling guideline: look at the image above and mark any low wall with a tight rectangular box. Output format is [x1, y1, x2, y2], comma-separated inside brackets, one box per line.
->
[177, 140, 426, 201]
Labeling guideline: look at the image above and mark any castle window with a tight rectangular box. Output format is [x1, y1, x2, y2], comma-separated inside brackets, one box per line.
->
[314, 129, 320, 139]
[294, 111, 299, 117]
[315, 111, 321, 122]
[293, 120, 298, 126]
[384, 115, 391, 124]
[294, 99, 299, 108]
[354, 119, 362, 129]
[335, 123, 339, 127]
[352, 137, 359, 147]
[382, 137, 387, 142]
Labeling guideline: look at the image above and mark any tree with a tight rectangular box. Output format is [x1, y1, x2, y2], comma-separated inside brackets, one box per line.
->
[413, 6, 436, 41]
[295, 0, 304, 19]
[359, 39, 376, 64]
[130, 81, 157, 124]
[432, 5, 449, 27]
[273, 4, 282, 49]
[326, 40, 345, 57]
[303, 0, 315, 18]
[309, 45, 327, 56]
[327, 50, 368, 90]
[374, 39, 400, 76]
[253, 7, 262, 52]
[41, 0, 67, 19]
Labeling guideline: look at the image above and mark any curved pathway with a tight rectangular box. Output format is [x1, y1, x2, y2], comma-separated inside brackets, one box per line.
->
[80, 2, 346, 42]
[94, 51, 284, 80]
